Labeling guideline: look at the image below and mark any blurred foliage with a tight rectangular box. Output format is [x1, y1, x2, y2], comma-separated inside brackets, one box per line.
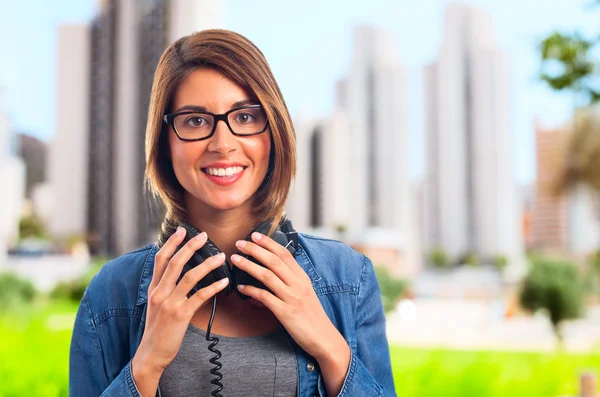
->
[519, 259, 585, 347]
[539, 0, 600, 108]
[552, 108, 600, 194]
[539, 7, 600, 255]
[49, 257, 106, 302]
[492, 254, 508, 270]
[0, 272, 37, 311]
[19, 214, 48, 240]
[588, 250, 600, 296]
[427, 248, 451, 269]
[391, 346, 600, 397]
[374, 266, 408, 313]
[456, 252, 480, 267]
[539, 31, 599, 104]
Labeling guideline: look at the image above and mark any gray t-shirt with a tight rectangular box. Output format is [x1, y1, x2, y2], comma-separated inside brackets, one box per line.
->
[159, 323, 298, 396]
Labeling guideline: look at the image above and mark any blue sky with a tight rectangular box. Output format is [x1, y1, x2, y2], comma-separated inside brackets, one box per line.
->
[1, 0, 597, 184]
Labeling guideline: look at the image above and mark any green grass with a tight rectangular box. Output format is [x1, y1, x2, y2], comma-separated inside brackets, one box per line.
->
[0, 301, 77, 397]
[1, 302, 599, 396]
[390, 346, 600, 397]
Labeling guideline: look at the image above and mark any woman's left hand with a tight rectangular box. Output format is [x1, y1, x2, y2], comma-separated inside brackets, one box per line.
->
[231, 232, 351, 392]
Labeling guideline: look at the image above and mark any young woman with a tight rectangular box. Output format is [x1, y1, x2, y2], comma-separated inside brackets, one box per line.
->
[69, 29, 395, 397]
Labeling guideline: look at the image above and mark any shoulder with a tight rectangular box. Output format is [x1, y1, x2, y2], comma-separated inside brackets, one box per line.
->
[297, 233, 370, 286]
[84, 244, 157, 316]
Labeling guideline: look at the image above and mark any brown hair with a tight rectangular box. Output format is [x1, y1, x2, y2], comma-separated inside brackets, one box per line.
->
[145, 29, 296, 246]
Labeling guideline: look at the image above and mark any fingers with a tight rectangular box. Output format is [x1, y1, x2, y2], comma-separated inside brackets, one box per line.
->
[150, 227, 186, 290]
[236, 284, 284, 314]
[230, 253, 291, 297]
[158, 231, 208, 290]
[172, 252, 227, 301]
[183, 277, 231, 313]
[235, 236, 298, 285]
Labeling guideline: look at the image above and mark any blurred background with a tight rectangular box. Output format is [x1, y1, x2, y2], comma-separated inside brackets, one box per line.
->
[1, 0, 600, 396]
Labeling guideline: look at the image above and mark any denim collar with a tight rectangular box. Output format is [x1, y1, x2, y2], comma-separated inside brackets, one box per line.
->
[135, 239, 321, 306]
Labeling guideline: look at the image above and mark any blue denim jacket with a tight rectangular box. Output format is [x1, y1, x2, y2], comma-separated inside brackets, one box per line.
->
[69, 233, 396, 396]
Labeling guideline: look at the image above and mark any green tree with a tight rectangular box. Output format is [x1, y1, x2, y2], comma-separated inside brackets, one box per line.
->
[456, 252, 480, 267]
[519, 259, 585, 348]
[0, 273, 36, 311]
[374, 266, 408, 313]
[538, 4, 600, 258]
[428, 248, 450, 269]
[493, 254, 508, 270]
[18, 214, 47, 240]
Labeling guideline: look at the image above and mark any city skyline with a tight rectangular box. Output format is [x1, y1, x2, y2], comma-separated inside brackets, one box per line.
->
[423, 3, 523, 262]
[50, 0, 224, 256]
[1, 0, 597, 185]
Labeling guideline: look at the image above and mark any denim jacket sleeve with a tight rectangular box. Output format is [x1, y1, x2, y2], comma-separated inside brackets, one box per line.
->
[319, 255, 396, 397]
[69, 293, 142, 397]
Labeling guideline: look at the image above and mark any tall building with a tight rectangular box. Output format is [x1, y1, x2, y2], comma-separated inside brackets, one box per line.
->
[286, 112, 352, 233]
[423, 3, 523, 263]
[286, 26, 421, 274]
[87, 3, 116, 256]
[286, 113, 316, 231]
[531, 121, 600, 255]
[16, 134, 47, 198]
[530, 123, 569, 251]
[337, 25, 410, 234]
[0, 92, 26, 263]
[83, 0, 222, 256]
[49, 24, 90, 241]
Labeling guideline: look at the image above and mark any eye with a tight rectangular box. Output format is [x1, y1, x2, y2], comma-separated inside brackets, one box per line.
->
[234, 112, 255, 124]
[184, 115, 209, 128]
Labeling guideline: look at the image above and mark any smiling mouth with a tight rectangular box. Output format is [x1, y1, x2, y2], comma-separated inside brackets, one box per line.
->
[201, 166, 247, 177]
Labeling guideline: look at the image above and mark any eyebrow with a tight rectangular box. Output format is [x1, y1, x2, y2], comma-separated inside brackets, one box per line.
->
[173, 99, 258, 113]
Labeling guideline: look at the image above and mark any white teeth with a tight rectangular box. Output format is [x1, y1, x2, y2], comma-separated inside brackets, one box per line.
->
[205, 166, 244, 176]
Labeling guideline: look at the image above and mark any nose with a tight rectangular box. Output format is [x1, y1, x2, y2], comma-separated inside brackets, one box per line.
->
[207, 119, 238, 154]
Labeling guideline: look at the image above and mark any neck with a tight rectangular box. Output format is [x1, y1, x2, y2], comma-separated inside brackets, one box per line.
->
[184, 194, 258, 259]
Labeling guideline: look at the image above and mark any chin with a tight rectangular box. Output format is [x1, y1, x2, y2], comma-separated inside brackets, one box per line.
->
[207, 197, 250, 211]
[201, 190, 251, 210]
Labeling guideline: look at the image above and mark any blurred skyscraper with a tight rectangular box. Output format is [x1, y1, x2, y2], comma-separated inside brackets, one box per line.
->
[48, 24, 90, 243]
[0, 90, 26, 263]
[531, 121, 600, 255]
[288, 112, 352, 232]
[290, 26, 411, 234]
[51, 0, 223, 256]
[337, 26, 410, 234]
[288, 26, 420, 275]
[530, 123, 569, 251]
[423, 3, 523, 264]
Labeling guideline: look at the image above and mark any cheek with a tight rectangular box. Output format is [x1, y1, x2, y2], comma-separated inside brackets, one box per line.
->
[249, 133, 271, 171]
[168, 134, 205, 184]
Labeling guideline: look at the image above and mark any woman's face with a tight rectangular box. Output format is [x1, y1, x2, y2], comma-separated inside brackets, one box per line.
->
[168, 67, 271, 214]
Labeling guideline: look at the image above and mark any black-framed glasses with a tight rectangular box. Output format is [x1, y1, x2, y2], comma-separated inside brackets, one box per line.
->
[163, 104, 269, 142]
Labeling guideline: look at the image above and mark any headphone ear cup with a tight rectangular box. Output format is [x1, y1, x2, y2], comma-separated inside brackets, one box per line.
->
[177, 224, 235, 296]
[270, 230, 288, 247]
[203, 240, 235, 295]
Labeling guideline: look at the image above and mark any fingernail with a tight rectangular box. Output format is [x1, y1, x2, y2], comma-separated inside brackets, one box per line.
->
[196, 231, 207, 241]
[231, 254, 241, 263]
[176, 226, 184, 236]
[236, 240, 246, 248]
[252, 232, 262, 240]
[237, 284, 245, 291]
[219, 278, 229, 286]
[216, 252, 225, 260]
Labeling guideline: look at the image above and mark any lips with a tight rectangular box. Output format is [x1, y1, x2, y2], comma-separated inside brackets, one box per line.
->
[201, 165, 247, 186]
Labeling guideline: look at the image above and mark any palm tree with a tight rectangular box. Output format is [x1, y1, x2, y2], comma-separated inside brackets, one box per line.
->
[538, 5, 600, 294]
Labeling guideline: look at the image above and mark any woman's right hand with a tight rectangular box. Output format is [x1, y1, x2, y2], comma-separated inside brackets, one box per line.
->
[131, 226, 229, 397]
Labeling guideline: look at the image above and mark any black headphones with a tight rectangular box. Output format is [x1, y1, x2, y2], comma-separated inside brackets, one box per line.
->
[176, 217, 298, 300]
